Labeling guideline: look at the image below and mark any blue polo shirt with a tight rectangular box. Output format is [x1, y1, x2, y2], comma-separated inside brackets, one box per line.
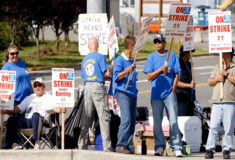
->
[1, 59, 32, 102]
[80, 52, 109, 83]
[143, 50, 181, 99]
[113, 53, 138, 98]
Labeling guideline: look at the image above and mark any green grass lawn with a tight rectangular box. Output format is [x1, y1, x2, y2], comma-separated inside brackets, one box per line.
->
[0, 40, 209, 69]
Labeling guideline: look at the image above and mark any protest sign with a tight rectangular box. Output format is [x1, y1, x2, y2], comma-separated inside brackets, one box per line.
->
[183, 15, 194, 52]
[107, 16, 119, 60]
[132, 15, 153, 54]
[79, 14, 108, 55]
[165, 3, 191, 38]
[0, 71, 16, 110]
[208, 11, 232, 53]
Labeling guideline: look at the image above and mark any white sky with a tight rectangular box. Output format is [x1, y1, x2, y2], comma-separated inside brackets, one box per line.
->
[190, 0, 226, 8]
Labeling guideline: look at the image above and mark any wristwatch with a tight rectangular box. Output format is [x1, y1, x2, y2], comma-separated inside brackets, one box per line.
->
[225, 72, 229, 78]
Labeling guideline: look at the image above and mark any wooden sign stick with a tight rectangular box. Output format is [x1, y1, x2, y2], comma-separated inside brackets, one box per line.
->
[0, 112, 4, 149]
[125, 52, 139, 89]
[61, 111, 65, 149]
[163, 37, 174, 76]
[220, 52, 223, 100]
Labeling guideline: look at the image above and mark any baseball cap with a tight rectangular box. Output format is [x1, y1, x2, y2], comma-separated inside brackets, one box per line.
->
[33, 77, 44, 84]
[226, 47, 235, 59]
[153, 34, 166, 43]
[180, 46, 195, 54]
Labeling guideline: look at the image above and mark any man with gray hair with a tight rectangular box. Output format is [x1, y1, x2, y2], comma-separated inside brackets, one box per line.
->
[78, 37, 113, 151]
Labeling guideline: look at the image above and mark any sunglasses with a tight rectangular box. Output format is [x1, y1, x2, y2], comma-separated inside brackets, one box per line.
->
[154, 40, 162, 44]
[33, 83, 43, 88]
[9, 52, 19, 56]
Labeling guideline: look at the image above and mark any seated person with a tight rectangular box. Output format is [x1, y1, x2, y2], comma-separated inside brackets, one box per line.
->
[1, 77, 66, 150]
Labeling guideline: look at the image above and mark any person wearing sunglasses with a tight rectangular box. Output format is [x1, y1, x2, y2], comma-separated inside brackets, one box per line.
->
[143, 34, 183, 157]
[2, 44, 33, 107]
[1, 77, 66, 150]
[175, 46, 196, 116]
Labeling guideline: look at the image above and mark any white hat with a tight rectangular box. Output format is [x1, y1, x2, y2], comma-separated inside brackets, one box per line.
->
[33, 77, 44, 84]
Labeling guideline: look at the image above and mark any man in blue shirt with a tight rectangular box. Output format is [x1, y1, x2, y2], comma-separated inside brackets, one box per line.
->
[78, 37, 113, 152]
[143, 34, 183, 157]
[113, 35, 138, 154]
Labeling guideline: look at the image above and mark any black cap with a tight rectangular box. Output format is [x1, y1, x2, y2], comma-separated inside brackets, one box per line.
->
[180, 46, 195, 54]
[224, 47, 235, 59]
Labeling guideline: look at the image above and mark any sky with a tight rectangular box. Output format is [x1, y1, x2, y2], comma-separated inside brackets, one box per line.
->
[190, 0, 226, 8]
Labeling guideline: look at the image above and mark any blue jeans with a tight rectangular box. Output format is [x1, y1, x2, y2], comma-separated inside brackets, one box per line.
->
[116, 91, 137, 150]
[5, 112, 43, 144]
[178, 101, 189, 116]
[206, 103, 235, 153]
[151, 92, 182, 152]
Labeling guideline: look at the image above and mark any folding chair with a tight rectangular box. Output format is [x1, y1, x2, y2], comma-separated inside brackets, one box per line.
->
[18, 111, 60, 149]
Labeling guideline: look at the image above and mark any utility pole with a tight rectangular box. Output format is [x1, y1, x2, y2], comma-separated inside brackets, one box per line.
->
[87, 0, 106, 13]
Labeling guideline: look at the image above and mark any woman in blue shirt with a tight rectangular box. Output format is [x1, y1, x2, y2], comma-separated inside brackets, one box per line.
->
[114, 35, 138, 154]
[2, 44, 32, 106]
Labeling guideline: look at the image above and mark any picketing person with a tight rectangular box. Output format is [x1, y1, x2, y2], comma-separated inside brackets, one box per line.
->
[1, 77, 66, 150]
[205, 48, 235, 159]
[176, 46, 196, 116]
[143, 33, 183, 157]
[113, 35, 138, 154]
[78, 37, 114, 152]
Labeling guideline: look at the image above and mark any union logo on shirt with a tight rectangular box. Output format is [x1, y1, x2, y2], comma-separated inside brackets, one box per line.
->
[85, 63, 95, 76]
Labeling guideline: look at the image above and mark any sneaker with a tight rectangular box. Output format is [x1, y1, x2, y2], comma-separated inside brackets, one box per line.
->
[104, 148, 114, 152]
[174, 150, 183, 157]
[155, 147, 164, 156]
[12, 143, 22, 150]
[34, 140, 41, 150]
[223, 150, 230, 159]
[116, 147, 132, 154]
[205, 150, 214, 159]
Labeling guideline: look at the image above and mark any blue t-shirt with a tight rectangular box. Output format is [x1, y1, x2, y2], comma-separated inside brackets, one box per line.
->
[143, 50, 181, 99]
[1, 59, 32, 102]
[113, 54, 138, 98]
[80, 52, 109, 83]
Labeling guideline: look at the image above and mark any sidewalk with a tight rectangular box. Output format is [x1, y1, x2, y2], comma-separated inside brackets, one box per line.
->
[0, 149, 233, 160]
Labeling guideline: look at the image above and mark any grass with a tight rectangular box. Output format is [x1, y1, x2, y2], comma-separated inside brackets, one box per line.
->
[0, 40, 209, 69]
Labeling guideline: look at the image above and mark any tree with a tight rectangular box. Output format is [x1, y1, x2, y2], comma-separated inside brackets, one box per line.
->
[50, 0, 86, 52]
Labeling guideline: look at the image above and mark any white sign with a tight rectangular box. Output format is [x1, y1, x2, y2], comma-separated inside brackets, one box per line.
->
[183, 15, 194, 51]
[79, 14, 108, 55]
[209, 11, 232, 53]
[107, 16, 119, 60]
[52, 68, 74, 107]
[165, 3, 191, 38]
[0, 71, 16, 110]
[132, 15, 153, 54]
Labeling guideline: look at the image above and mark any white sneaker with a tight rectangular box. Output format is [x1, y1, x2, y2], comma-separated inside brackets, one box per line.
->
[34, 140, 41, 150]
[12, 143, 22, 150]
[174, 150, 183, 157]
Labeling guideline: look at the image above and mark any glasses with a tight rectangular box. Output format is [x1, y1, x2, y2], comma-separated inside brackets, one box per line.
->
[33, 83, 43, 88]
[9, 52, 19, 56]
[154, 40, 162, 44]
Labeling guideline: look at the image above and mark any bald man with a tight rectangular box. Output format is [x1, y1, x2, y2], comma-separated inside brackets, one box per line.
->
[78, 37, 113, 151]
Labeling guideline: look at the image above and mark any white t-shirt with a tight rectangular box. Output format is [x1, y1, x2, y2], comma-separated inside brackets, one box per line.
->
[18, 92, 54, 119]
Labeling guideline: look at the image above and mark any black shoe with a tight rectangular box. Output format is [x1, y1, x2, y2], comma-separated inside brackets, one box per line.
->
[205, 150, 214, 159]
[223, 150, 230, 159]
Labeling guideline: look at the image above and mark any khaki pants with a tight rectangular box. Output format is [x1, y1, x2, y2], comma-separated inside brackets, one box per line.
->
[78, 82, 112, 150]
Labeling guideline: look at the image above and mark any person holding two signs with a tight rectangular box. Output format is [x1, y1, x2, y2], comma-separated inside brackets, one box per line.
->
[205, 48, 235, 159]
[113, 35, 138, 154]
[143, 34, 183, 157]
[78, 37, 113, 152]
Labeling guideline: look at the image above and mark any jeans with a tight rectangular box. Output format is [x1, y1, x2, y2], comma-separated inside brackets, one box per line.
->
[115, 91, 137, 150]
[151, 92, 182, 152]
[178, 101, 189, 116]
[206, 103, 235, 153]
[5, 112, 43, 145]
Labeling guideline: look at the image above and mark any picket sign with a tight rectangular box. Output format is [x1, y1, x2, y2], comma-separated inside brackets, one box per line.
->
[183, 15, 195, 81]
[125, 15, 153, 89]
[52, 68, 74, 149]
[164, 3, 191, 76]
[0, 70, 16, 149]
[79, 14, 108, 55]
[208, 11, 232, 99]
[107, 16, 119, 60]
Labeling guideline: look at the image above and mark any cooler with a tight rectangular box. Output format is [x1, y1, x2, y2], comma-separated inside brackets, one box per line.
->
[95, 127, 103, 151]
[162, 116, 201, 152]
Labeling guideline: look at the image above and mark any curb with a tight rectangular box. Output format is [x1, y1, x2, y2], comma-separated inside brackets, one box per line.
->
[27, 53, 218, 71]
